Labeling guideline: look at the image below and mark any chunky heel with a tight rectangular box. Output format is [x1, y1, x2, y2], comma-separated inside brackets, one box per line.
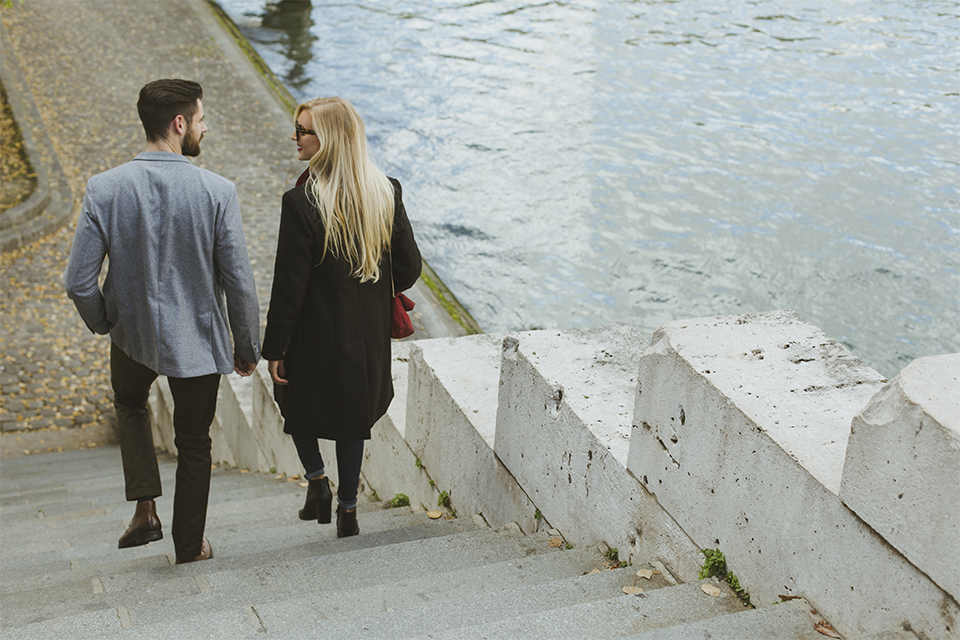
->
[299, 476, 332, 523]
[336, 503, 359, 538]
[318, 486, 332, 524]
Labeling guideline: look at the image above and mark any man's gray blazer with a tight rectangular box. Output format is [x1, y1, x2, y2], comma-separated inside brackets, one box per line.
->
[64, 152, 261, 378]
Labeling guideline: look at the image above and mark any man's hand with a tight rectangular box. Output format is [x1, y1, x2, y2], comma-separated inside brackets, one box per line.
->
[233, 354, 257, 377]
[268, 360, 288, 385]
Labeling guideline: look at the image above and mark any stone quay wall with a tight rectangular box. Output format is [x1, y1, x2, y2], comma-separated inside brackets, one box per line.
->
[148, 309, 959, 639]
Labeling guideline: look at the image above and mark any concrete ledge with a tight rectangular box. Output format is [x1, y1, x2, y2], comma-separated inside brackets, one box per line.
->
[626, 310, 956, 639]
[840, 353, 960, 601]
[0, 23, 73, 252]
[362, 342, 442, 511]
[405, 334, 540, 529]
[495, 326, 701, 579]
[249, 362, 309, 477]
[149, 377, 177, 456]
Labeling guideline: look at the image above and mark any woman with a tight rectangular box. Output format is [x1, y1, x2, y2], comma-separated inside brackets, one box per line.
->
[262, 97, 421, 538]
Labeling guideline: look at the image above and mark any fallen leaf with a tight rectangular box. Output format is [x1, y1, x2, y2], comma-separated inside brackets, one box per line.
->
[622, 586, 644, 595]
[778, 594, 802, 602]
[814, 621, 841, 638]
[548, 537, 563, 548]
[426, 510, 442, 519]
[701, 584, 722, 597]
[299, 482, 308, 487]
[636, 569, 654, 580]
[588, 568, 601, 575]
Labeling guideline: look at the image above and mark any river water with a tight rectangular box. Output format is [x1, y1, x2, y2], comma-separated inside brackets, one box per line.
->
[218, 0, 959, 378]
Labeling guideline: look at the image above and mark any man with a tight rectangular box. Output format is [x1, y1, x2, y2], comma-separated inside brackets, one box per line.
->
[64, 79, 260, 564]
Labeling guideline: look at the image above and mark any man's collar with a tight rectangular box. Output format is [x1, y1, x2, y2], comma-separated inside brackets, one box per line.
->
[133, 151, 193, 163]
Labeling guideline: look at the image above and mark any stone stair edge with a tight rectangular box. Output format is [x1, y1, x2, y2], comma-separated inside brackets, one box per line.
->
[2, 527, 583, 637]
[143, 562, 643, 640]
[0, 514, 523, 597]
[399, 580, 746, 640]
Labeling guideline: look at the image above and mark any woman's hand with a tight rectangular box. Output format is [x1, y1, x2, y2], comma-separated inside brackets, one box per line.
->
[269, 359, 288, 385]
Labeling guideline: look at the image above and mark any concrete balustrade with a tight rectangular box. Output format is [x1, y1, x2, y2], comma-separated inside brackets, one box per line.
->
[840, 353, 960, 602]
[495, 326, 703, 581]
[147, 311, 959, 639]
[357, 342, 442, 512]
[626, 310, 956, 639]
[405, 334, 541, 529]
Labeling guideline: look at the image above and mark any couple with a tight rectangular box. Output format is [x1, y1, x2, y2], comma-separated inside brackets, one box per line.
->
[63, 79, 421, 563]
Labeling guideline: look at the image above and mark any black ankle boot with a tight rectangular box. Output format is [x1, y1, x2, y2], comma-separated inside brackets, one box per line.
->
[299, 476, 332, 524]
[336, 503, 359, 538]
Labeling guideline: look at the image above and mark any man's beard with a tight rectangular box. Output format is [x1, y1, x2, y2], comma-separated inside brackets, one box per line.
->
[182, 130, 202, 157]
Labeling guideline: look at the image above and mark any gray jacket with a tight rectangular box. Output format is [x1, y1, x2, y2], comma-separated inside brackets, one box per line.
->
[64, 152, 261, 377]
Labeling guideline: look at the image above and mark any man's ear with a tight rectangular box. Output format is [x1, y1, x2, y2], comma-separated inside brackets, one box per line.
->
[172, 114, 186, 136]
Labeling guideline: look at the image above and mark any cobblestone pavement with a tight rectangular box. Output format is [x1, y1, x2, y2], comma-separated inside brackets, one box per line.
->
[0, 0, 311, 456]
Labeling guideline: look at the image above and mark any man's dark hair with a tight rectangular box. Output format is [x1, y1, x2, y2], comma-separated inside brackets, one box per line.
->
[137, 79, 203, 143]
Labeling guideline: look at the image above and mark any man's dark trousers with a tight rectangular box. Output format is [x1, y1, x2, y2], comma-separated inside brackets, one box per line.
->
[110, 342, 220, 561]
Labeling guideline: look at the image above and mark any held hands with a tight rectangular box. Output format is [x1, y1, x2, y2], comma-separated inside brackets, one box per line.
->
[268, 360, 288, 385]
[233, 354, 257, 377]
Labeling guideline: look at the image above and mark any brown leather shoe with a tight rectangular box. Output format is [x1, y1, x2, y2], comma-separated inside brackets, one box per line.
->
[117, 499, 163, 549]
[176, 538, 213, 564]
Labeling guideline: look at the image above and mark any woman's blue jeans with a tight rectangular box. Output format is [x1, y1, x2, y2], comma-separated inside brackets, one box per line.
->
[290, 434, 364, 510]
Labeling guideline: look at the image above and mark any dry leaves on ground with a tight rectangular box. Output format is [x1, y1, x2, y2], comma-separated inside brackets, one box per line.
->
[814, 620, 841, 638]
[701, 584, 722, 597]
[636, 569, 654, 580]
[426, 510, 442, 519]
[548, 537, 564, 548]
[622, 586, 644, 595]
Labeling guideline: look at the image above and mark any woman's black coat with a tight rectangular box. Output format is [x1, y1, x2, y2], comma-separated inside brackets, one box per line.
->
[261, 177, 421, 441]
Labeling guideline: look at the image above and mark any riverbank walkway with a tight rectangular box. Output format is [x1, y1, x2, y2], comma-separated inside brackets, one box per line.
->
[0, 0, 467, 458]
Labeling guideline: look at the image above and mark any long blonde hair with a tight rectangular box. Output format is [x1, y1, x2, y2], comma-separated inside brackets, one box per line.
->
[298, 97, 394, 282]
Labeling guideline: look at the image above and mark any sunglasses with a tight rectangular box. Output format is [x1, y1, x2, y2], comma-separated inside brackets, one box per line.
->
[295, 123, 316, 140]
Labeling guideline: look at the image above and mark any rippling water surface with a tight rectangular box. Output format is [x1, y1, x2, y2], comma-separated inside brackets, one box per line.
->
[220, 0, 959, 377]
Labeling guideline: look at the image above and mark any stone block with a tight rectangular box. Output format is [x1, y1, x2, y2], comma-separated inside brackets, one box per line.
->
[495, 325, 701, 578]
[362, 342, 440, 511]
[214, 375, 263, 472]
[250, 362, 305, 477]
[840, 353, 960, 601]
[627, 310, 956, 639]
[149, 377, 177, 456]
[406, 333, 540, 530]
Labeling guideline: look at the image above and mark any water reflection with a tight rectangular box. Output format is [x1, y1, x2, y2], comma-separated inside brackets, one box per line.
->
[219, 0, 960, 378]
[251, 1, 316, 91]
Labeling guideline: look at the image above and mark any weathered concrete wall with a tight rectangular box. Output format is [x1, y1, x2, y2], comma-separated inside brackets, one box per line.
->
[405, 334, 541, 530]
[841, 353, 960, 602]
[360, 342, 441, 512]
[147, 312, 958, 639]
[495, 326, 703, 581]
[626, 310, 957, 639]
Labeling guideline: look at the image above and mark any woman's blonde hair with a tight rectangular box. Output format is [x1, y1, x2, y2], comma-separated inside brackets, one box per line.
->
[298, 97, 394, 282]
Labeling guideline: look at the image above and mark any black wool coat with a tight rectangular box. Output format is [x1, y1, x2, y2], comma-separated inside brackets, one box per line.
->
[261, 177, 421, 441]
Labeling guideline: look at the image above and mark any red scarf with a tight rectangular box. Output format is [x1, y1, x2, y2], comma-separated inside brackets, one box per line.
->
[296, 168, 310, 187]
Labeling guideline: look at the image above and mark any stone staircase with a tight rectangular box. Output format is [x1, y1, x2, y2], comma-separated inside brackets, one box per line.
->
[1, 446, 837, 639]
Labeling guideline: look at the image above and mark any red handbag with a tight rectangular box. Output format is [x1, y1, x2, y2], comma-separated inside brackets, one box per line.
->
[390, 248, 415, 339]
[391, 292, 415, 339]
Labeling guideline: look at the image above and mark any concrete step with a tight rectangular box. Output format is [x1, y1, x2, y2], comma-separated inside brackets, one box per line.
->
[5, 526, 569, 638]
[622, 597, 823, 639]
[129, 561, 639, 640]
[2, 504, 443, 582]
[1, 499, 460, 592]
[402, 580, 746, 640]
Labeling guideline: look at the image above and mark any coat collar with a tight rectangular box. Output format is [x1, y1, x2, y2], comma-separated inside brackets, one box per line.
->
[133, 151, 193, 163]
